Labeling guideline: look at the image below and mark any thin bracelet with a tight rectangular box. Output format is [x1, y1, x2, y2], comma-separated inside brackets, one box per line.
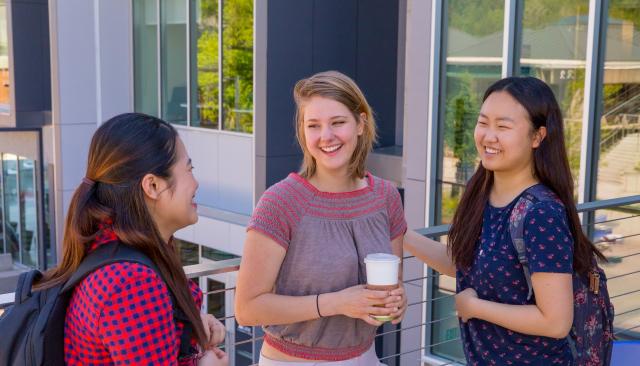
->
[316, 294, 323, 318]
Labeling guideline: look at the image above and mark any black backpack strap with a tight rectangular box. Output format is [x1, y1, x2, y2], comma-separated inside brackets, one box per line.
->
[62, 241, 157, 293]
[15, 270, 43, 304]
[62, 241, 195, 357]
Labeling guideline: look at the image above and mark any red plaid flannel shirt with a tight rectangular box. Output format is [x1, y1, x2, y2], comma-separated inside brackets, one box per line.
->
[64, 224, 203, 365]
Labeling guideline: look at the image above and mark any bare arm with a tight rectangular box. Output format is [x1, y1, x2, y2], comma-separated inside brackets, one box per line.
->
[234, 230, 397, 327]
[456, 272, 573, 338]
[403, 229, 456, 277]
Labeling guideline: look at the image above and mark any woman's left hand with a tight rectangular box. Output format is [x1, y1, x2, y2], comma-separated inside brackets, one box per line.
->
[201, 313, 226, 349]
[455, 287, 478, 322]
[387, 284, 408, 325]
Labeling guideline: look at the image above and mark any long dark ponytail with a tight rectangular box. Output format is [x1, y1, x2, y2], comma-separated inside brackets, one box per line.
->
[448, 77, 605, 274]
[36, 113, 207, 347]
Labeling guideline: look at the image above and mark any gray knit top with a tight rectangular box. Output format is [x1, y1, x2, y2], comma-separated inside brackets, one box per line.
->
[247, 173, 407, 361]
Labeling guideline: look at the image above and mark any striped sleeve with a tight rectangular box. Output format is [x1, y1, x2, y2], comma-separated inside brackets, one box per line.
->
[385, 181, 408, 240]
[247, 184, 294, 250]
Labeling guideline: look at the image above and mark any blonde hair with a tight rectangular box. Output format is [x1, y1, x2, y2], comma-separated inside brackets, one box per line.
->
[293, 71, 377, 179]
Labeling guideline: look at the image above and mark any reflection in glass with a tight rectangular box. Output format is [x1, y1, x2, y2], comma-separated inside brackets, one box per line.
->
[190, 0, 219, 129]
[207, 279, 225, 319]
[19, 157, 37, 267]
[430, 237, 464, 363]
[133, 0, 159, 117]
[439, 0, 504, 225]
[519, 0, 590, 185]
[2, 154, 19, 261]
[432, 2, 504, 361]
[592, 208, 640, 340]
[202, 246, 239, 261]
[597, 0, 640, 200]
[161, 0, 188, 124]
[222, 0, 253, 133]
[0, 2, 9, 115]
[176, 238, 199, 266]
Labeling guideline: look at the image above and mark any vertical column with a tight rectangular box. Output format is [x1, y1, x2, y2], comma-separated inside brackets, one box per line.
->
[48, 0, 132, 256]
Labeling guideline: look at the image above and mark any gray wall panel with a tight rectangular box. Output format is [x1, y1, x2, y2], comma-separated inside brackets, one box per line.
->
[262, 0, 400, 188]
[11, 1, 51, 126]
[312, 0, 357, 75]
[356, 0, 399, 148]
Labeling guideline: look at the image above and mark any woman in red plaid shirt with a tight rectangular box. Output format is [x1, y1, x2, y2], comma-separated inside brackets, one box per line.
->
[34, 113, 228, 365]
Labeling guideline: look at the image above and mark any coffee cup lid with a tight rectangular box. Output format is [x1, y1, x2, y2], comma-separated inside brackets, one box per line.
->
[364, 253, 400, 263]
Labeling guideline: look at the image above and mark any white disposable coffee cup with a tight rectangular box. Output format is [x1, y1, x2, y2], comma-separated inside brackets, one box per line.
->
[364, 253, 400, 322]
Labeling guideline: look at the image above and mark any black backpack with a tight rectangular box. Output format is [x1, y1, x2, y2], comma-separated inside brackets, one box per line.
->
[509, 185, 614, 365]
[0, 241, 194, 366]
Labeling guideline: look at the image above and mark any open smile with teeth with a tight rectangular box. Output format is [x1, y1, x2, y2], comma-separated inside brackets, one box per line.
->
[485, 146, 501, 154]
[320, 144, 342, 153]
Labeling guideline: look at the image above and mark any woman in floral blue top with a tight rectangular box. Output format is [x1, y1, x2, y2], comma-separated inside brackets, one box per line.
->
[403, 77, 605, 365]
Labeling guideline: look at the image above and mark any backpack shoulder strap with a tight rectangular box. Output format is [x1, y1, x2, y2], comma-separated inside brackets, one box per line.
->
[62, 241, 157, 293]
[508, 185, 553, 301]
[15, 270, 43, 304]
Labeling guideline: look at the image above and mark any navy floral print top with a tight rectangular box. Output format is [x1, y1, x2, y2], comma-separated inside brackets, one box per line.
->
[456, 185, 574, 365]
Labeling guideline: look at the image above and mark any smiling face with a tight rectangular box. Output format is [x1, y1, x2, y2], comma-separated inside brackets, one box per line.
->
[151, 137, 199, 234]
[474, 91, 545, 175]
[301, 96, 365, 177]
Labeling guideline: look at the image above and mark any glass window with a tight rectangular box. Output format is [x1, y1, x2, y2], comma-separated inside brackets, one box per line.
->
[132, 0, 254, 133]
[133, 0, 159, 117]
[438, 0, 504, 225]
[597, 0, 640, 200]
[190, 0, 220, 129]
[0, 1, 9, 115]
[207, 278, 225, 319]
[431, 1, 505, 361]
[591, 207, 640, 340]
[519, 0, 590, 186]
[161, 0, 188, 125]
[221, 0, 253, 133]
[18, 157, 37, 267]
[2, 154, 19, 262]
[202, 246, 238, 261]
[175, 238, 200, 266]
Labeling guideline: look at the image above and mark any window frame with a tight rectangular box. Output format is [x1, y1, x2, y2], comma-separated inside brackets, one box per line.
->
[131, 0, 254, 134]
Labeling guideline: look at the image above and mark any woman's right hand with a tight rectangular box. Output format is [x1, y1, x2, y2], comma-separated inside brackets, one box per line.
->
[197, 347, 229, 366]
[331, 285, 397, 326]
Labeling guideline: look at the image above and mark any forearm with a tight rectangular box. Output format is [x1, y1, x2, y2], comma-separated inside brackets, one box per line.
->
[236, 292, 322, 326]
[470, 298, 571, 339]
[403, 230, 456, 277]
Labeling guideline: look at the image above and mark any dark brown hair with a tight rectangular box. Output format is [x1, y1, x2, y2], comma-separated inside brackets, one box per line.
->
[36, 113, 207, 347]
[448, 77, 604, 274]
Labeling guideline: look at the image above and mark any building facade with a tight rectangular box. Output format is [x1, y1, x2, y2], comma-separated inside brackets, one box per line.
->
[0, 0, 639, 365]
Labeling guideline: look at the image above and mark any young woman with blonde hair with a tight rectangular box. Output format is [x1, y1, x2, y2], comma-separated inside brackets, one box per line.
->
[236, 71, 408, 365]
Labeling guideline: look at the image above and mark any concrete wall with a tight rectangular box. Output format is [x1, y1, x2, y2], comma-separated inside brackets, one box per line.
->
[401, 0, 435, 364]
[48, 0, 133, 252]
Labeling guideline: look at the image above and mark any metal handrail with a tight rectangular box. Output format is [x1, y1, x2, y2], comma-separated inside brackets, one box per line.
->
[1, 194, 640, 365]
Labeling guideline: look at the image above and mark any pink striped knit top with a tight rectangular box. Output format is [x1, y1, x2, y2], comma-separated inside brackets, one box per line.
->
[247, 172, 407, 361]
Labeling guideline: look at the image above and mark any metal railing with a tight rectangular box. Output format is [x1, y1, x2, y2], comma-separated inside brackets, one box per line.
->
[2, 195, 640, 365]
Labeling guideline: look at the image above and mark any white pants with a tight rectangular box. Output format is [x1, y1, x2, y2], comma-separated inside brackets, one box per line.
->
[258, 345, 386, 366]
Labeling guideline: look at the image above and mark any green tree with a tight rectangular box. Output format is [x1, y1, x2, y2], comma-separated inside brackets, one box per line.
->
[444, 73, 480, 198]
[222, 0, 253, 133]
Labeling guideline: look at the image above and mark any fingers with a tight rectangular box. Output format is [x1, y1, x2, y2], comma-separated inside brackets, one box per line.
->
[211, 322, 226, 346]
[361, 315, 384, 326]
[211, 347, 227, 359]
[389, 287, 405, 297]
[364, 289, 393, 299]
